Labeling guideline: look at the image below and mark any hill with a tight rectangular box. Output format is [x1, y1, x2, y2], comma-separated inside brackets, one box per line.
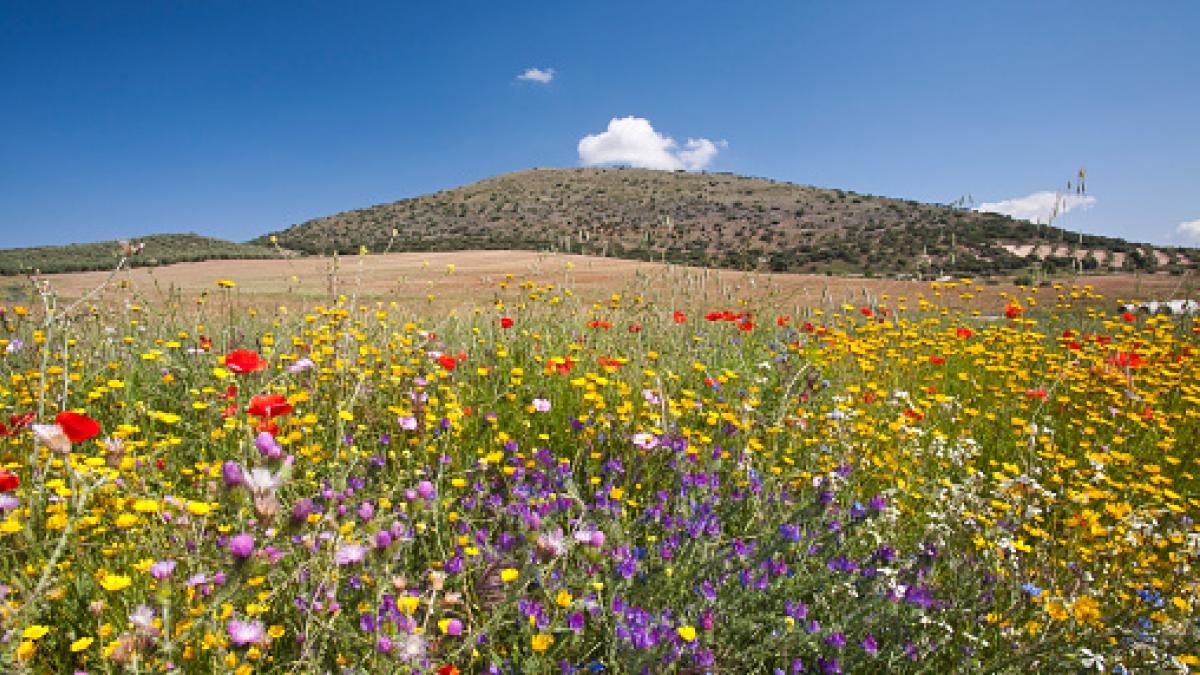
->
[256, 167, 1197, 277]
[0, 234, 281, 276]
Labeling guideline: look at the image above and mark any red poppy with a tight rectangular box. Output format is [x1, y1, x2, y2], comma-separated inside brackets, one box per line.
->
[956, 327, 973, 339]
[737, 320, 754, 331]
[247, 394, 293, 418]
[1121, 312, 1136, 322]
[438, 354, 457, 370]
[903, 409, 924, 421]
[929, 356, 945, 365]
[628, 323, 642, 332]
[0, 470, 18, 493]
[598, 356, 624, 369]
[1025, 388, 1047, 400]
[56, 411, 101, 443]
[0, 412, 35, 437]
[225, 350, 268, 373]
[437, 666, 460, 675]
[777, 315, 791, 327]
[672, 311, 687, 323]
[860, 307, 872, 317]
[500, 317, 514, 329]
[1109, 352, 1145, 369]
[1004, 303, 1023, 320]
[704, 312, 723, 321]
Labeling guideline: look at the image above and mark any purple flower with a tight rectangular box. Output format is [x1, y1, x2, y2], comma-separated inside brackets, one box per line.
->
[818, 656, 842, 674]
[374, 530, 393, 549]
[862, 633, 879, 655]
[784, 600, 808, 621]
[416, 480, 436, 499]
[228, 533, 255, 559]
[291, 498, 314, 523]
[357, 501, 375, 521]
[285, 357, 315, 374]
[567, 611, 585, 633]
[221, 461, 243, 488]
[227, 619, 265, 646]
[443, 618, 463, 636]
[825, 632, 847, 649]
[255, 432, 283, 459]
[149, 559, 176, 580]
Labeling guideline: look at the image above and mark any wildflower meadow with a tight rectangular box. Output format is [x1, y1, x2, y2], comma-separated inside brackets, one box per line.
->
[0, 263, 1197, 673]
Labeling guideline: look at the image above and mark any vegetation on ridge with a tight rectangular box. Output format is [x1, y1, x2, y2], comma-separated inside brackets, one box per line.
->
[257, 167, 1198, 277]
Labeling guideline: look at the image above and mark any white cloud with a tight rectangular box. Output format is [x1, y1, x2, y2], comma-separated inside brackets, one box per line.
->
[577, 116, 724, 171]
[977, 191, 1096, 223]
[517, 67, 555, 84]
[1177, 219, 1200, 243]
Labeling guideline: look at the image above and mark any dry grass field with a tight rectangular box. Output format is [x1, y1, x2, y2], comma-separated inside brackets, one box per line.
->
[24, 249, 1199, 316]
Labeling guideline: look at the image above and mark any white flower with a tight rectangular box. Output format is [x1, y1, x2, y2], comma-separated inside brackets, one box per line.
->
[398, 633, 426, 662]
[31, 424, 72, 455]
[242, 467, 281, 498]
[632, 432, 658, 450]
[531, 398, 551, 412]
[129, 605, 159, 636]
[286, 358, 315, 374]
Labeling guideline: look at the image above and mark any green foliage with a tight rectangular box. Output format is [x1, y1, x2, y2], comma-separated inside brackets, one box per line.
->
[0, 234, 281, 276]
[255, 168, 1200, 278]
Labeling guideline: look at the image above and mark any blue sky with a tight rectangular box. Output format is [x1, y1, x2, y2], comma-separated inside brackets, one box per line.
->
[2, 1, 1197, 248]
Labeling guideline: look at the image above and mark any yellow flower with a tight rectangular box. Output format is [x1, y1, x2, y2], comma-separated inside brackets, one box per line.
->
[114, 513, 139, 528]
[677, 625, 697, 642]
[99, 574, 133, 592]
[1045, 601, 1068, 621]
[22, 625, 50, 641]
[186, 502, 214, 516]
[531, 633, 554, 652]
[398, 596, 420, 614]
[1073, 595, 1101, 624]
[500, 568, 519, 583]
[556, 590, 572, 608]
[70, 636, 94, 652]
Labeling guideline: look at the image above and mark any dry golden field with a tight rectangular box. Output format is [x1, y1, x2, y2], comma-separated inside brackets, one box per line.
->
[24, 249, 1199, 316]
